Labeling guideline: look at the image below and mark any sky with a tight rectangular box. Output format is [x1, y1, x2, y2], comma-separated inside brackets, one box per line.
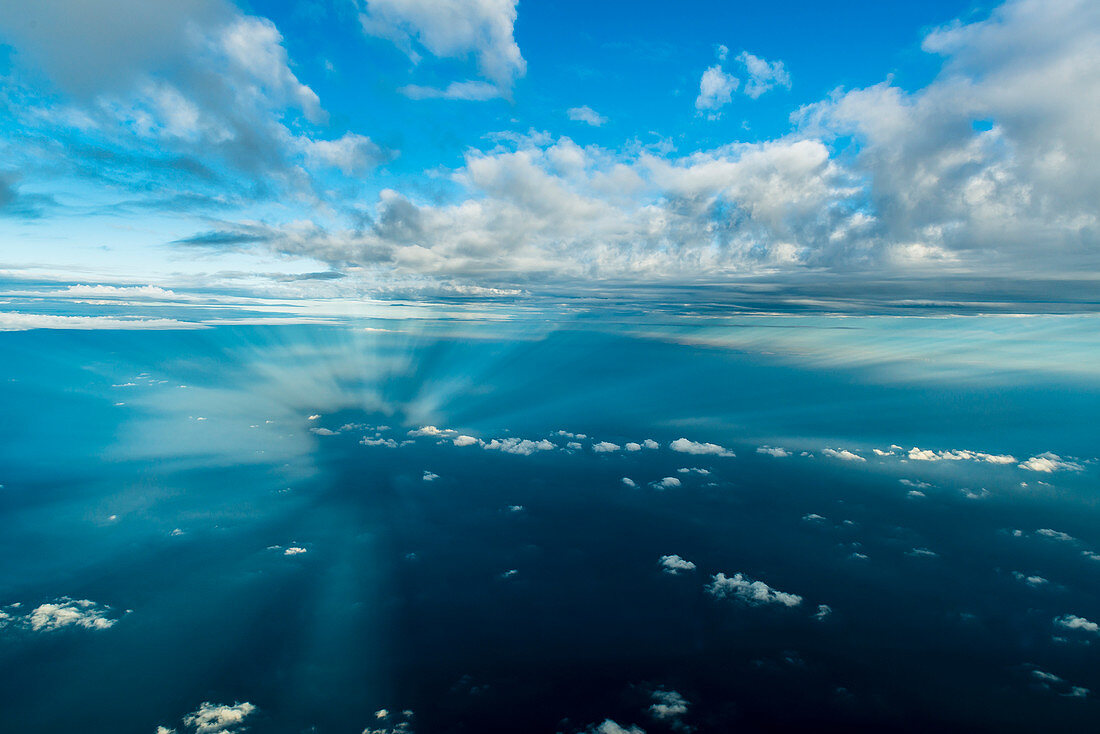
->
[1, 0, 1098, 312]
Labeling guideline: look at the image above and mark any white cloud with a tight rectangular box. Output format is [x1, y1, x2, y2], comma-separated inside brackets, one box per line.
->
[568, 105, 608, 127]
[593, 441, 621, 453]
[814, 604, 832, 620]
[357, 0, 525, 90]
[1013, 572, 1048, 587]
[422, 470, 439, 481]
[180, 702, 256, 734]
[453, 434, 479, 447]
[408, 425, 456, 437]
[677, 467, 710, 475]
[482, 437, 555, 455]
[361, 436, 400, 448]
[670, 438, 734, 457]
[648, 689, 689, 721]
[1055, 614, 1099, 634]
[822, 448, 865, 462]
[659, 554, 696, 575]
[907, 447, 1016, 463]
[310, 427, 337, 436]
[1036, 528, 1078, 543]
[642, 439, 659, 450]
[756, 446, 790, 458]
[706, 572, 802, 607]
[737, 51, 791, 98]
[284, 546, 307, 555]
[399, 80, 503, 101]
[624, 442, 642, 452]
[0, 312, 205, 331]
[1019, 452, 1083, 472]
[695, 64, 738, 111]
[652, 476, 682, 490]
[621, 477, 637, 488]
[0, 598, 120, 632]
[907, 547, 939, 558]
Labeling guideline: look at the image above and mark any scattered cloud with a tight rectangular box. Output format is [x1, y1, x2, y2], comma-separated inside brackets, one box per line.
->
[1, 598, 120, 632]
[756, 446, 790, 458]
[651, 476, 682, 490]
[648, 689, 689, 722]
[1019, 453, 1083, 472]
[659, 554, 697, 575]
[706, 572, 802, 607]
[670, 438, 734, 457]
[568, 105, 607, 126]
[822, 448, 864, 462]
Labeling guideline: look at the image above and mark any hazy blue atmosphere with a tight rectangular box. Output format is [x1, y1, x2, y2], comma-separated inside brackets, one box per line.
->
[1, 0, 1099, 732]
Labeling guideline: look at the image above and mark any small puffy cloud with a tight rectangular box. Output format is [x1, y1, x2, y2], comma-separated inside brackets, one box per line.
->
[310, 427, 337, 436]
[814, 604, 832, 620]
[585, 721, 645, 734]
[822, 448, 865, 462]
[422, 470, 439, 481]
[180, 701, 256, 734]
[670, 438, 734, 457]
[482, 437, 555, 455]
[706, 572, 802, 607]
[1019, 452, 1083, 472]
[737, 51, 791, 98]
[453, 434, 479, 447]
[757, 446, 790, 458]
[648, 689, 689, 721]
[307, 414, 321, 421]
[907, 447, 1016, 463]
[907, 547, 939, 558]
[801, 513, 827, 523]
[1055, 614, 1099, 634]
[302, 132, 387, 174]
[407, 425, 455, 437]
[567, 105, 607, 126]
[652, 477, 682, 490]
[659, 554, 696, 575]
[500, 569, 518, 579]
[1029, 668, 1090, 698]
[361, 436, 400, 448]
[642, 439, 659, 450]
[695, 64, 738, 111]
[593, 441, 621, 453]
[624, 442, 642, 452]
[1013, 572, 1048, 587]
[6, 598, 121, 632]
[621, 477, 637, 488]
[677, 467, 710, 475]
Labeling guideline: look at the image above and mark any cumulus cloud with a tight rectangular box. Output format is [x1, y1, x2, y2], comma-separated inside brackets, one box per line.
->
[737, 51, 791, 98]
[756, 446, 790, 458]
[1019, 453, 1083, 472]
[568, 105, 608, 126]
[283, 546, 307, 555]
[482, 437, 555, 455]
[1055, 614, 1099, 634]
[0, 598, 120, 632]
[648, 689, 689, 721]
[659, 554, 696, 575]
[593, 441, 621, 453]
[356, 0, 525, 91]
[621, 477, 637, 488]
[706, 572, 802, 607]
[907, 447, 1016, 463]
[178, 701, 256, 734]
[695, 64, 738, 112]
[670, 438, 734, 457]
[652, 477, 682, 490]
[822, 448, 864, 462]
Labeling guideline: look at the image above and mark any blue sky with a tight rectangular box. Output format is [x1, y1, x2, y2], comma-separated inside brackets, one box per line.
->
[0, 0, 1096, 314]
